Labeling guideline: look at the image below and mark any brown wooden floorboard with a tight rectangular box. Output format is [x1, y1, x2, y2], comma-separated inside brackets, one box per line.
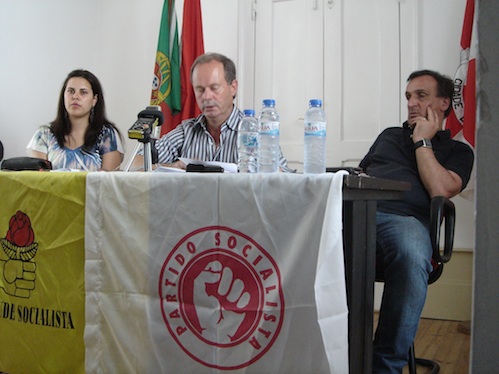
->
[373, 313, 471, 373]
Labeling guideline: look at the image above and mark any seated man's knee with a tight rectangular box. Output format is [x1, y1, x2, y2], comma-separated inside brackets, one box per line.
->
[377, 213, 432, 275]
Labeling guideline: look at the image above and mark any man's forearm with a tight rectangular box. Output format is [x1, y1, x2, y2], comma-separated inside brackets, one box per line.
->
[415, 148, 462, 198]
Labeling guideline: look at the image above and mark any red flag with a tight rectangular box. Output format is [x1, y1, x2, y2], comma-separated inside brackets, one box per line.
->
[151, 0, 182, 136]
[445, 0, 476, 148]
[179, 0, 205, 121]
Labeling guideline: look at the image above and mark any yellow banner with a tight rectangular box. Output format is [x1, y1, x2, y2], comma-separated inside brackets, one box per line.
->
[0, 171, 86, 374]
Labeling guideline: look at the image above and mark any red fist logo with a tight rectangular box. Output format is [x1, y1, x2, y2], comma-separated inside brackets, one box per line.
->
[1, 211, 38, 298]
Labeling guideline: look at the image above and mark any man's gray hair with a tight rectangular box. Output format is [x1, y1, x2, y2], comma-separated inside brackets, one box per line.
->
[190, 52, 237, 84]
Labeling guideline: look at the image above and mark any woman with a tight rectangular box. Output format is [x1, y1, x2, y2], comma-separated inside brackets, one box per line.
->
[27, 69, 124, 171]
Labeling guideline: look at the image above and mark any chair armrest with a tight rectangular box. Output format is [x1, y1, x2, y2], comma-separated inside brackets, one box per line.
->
[430, 196, 455, 263]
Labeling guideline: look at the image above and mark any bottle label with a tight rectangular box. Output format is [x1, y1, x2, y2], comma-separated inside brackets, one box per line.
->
[239, 133, 259, 147]
[260, 121, 279, 135]
[304, 121, 326, 137]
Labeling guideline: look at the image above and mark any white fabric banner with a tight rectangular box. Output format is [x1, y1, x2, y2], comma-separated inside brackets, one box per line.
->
[85, 172, 348, 373]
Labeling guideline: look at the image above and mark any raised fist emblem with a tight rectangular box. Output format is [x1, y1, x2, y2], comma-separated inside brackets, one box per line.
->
[193, 260, 251, 344]
[159, 227, 284, 369]
[179, 252, 262, 346]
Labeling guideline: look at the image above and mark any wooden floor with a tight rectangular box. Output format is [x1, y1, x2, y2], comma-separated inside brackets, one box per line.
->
[373, 313, 471, 373]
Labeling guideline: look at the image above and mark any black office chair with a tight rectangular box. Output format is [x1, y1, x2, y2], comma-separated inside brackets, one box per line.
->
[376, 196, 456, 374]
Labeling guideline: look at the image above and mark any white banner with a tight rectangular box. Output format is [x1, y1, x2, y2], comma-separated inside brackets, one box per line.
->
[85, 172, 348, 373]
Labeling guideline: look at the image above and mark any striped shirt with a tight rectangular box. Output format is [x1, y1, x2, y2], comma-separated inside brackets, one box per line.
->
[154, 105, 292, 171]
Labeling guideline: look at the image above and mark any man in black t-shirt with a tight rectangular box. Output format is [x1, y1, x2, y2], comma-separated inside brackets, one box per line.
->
[360, 70, 473, 373]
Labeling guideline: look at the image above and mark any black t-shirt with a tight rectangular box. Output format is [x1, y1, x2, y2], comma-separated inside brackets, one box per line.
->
[359, 122, 474, 226]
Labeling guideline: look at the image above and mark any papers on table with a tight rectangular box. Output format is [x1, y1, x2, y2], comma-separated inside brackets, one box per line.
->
[154, 158, 237, 173]
[51, 168, 85, 172]
[154, 166, 186, 173]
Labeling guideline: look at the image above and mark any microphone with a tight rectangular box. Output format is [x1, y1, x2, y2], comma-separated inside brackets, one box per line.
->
[128, 105, 164, 141]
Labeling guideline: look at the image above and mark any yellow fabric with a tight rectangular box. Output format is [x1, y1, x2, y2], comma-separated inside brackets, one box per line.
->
[0, 171, 86, 374]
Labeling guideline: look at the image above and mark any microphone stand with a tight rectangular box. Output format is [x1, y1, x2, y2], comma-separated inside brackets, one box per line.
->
[124, 133, 156, 172]
[124, 105, 163, 172]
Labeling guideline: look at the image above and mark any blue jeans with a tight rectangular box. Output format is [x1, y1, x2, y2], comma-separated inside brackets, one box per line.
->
[373, 211, 433, 374]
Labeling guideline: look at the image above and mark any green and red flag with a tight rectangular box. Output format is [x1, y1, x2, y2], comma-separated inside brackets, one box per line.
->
[151, 0, 182, 136]
[180, 0, 205, 121]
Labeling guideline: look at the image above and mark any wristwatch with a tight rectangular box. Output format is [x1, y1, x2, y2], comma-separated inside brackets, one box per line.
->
[414, 138, 432, 150]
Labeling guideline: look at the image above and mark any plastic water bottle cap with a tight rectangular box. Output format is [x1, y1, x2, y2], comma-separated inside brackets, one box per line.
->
[263, 99, 276, 107]
[309, 99, 322, 107]
[243, 109, 255, 117]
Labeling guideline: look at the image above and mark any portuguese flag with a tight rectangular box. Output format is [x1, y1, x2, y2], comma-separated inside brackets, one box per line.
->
[180, 0, 205, 122]
[151, 0, 182, 135]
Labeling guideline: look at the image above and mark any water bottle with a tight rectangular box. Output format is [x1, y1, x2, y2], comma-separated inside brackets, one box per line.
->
[258, 99, 280, 173]
[237, 109, 260, 173]
[304, 99, 327, 174]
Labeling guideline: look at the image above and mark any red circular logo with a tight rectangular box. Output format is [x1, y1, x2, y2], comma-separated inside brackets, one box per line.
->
[159, 226, 284, 370]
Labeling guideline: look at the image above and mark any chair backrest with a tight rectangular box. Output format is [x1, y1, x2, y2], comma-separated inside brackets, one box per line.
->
[428, 196, 456, 284]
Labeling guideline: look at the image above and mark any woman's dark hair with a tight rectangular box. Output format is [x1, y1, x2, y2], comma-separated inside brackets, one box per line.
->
[51, 69, 122, 150]
[407, 69, 454, 118]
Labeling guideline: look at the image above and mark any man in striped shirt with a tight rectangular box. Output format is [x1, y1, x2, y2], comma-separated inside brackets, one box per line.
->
[132, 52, 290, 172]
